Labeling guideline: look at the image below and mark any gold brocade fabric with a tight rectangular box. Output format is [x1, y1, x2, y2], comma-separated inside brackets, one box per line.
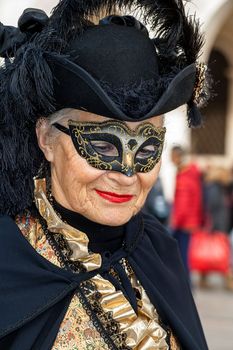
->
[15, 179, 181, 350]
[16, 214, 109, 350]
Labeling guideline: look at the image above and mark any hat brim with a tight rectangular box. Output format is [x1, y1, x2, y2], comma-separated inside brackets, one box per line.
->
[47, 55, 196, 120]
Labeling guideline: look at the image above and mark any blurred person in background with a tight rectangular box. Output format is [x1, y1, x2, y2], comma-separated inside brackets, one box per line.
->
[204, 166, 231, 233]
[171, 146, 203, 278]
[228, 166, 233, 276]
[199, 166, 233, 290]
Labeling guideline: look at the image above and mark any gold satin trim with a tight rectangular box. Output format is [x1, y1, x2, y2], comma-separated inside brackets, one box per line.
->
[127, 274, 169, 349]
[87, 272, 169, 349]
[33, 179, 180, 349]
[34, 178, 101, 272]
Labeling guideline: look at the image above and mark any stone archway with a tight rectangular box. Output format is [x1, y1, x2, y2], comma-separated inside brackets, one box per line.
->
[191, 1, 233, 163]
[191, 50, 229, 155]
[202, 0, 233, 62]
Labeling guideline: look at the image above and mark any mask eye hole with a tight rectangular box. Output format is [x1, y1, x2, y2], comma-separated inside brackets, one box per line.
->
[136, 145, 157, 159]
[90, 140, 119, 157]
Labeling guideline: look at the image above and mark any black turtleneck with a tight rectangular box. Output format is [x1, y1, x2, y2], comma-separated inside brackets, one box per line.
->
[53, 200, 125, 254]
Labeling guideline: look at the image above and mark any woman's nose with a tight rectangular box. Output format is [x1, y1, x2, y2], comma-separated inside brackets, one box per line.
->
[106, 170, 138, 186]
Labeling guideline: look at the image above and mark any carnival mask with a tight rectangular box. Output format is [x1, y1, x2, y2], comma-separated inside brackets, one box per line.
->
[54, 120, 166, 176]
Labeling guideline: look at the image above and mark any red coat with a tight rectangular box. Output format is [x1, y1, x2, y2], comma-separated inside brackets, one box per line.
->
[172, 164, 203, 230]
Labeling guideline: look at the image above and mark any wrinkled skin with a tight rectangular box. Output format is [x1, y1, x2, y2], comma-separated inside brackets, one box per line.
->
[36, 109, 164, 226]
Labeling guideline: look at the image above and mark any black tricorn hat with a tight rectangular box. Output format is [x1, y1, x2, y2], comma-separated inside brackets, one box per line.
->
[0, 0, 209, 216]
[50, 21, 197, 121]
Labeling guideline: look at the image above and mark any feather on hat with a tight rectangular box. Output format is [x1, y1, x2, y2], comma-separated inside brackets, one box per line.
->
[0, 1, 209, 215]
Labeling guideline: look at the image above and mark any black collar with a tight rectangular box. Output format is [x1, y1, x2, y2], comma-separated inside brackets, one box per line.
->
[53, 200, 125, 254]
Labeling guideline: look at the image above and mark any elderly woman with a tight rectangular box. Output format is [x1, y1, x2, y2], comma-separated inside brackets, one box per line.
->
[0, 1, 209, 349]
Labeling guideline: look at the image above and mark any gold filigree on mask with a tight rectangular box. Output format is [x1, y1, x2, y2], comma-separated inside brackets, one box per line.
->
[68, 120, 166, 176]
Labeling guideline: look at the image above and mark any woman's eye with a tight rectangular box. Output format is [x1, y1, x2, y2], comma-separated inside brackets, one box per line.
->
[136, 145, 156, 159]
[90, 141, 119, 157]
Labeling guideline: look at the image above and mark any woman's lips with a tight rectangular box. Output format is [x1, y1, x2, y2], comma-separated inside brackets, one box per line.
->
[95, 189, 133, 203]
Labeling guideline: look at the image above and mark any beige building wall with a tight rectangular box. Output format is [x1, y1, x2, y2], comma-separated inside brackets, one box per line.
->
[0, 0, 56, 24]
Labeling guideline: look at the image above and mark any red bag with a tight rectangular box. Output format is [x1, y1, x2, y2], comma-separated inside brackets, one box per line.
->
[189, 230, 231, 273]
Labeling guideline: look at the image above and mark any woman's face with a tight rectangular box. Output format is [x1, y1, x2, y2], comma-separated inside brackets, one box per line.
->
[37, 110, 164, 226]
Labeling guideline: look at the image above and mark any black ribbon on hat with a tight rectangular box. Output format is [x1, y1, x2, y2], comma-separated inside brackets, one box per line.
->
[100, 15, 149, 36]
[0, 8, 49, 58]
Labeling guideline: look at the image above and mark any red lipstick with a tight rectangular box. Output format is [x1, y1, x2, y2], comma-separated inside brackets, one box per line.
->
[95, 190, 133, 203]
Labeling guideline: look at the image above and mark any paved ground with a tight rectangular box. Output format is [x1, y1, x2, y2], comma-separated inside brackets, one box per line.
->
[192, 273, 233, 350]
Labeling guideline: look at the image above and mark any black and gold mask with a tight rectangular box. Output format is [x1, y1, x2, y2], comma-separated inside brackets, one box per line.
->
[54, 120, 166, 177]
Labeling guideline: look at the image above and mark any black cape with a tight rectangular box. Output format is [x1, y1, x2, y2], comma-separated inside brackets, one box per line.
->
[0, 213, 208, 350]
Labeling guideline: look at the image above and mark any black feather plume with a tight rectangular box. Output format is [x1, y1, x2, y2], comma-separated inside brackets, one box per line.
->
[0, 31, 61, 215]
[49, 0, 204, 76]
